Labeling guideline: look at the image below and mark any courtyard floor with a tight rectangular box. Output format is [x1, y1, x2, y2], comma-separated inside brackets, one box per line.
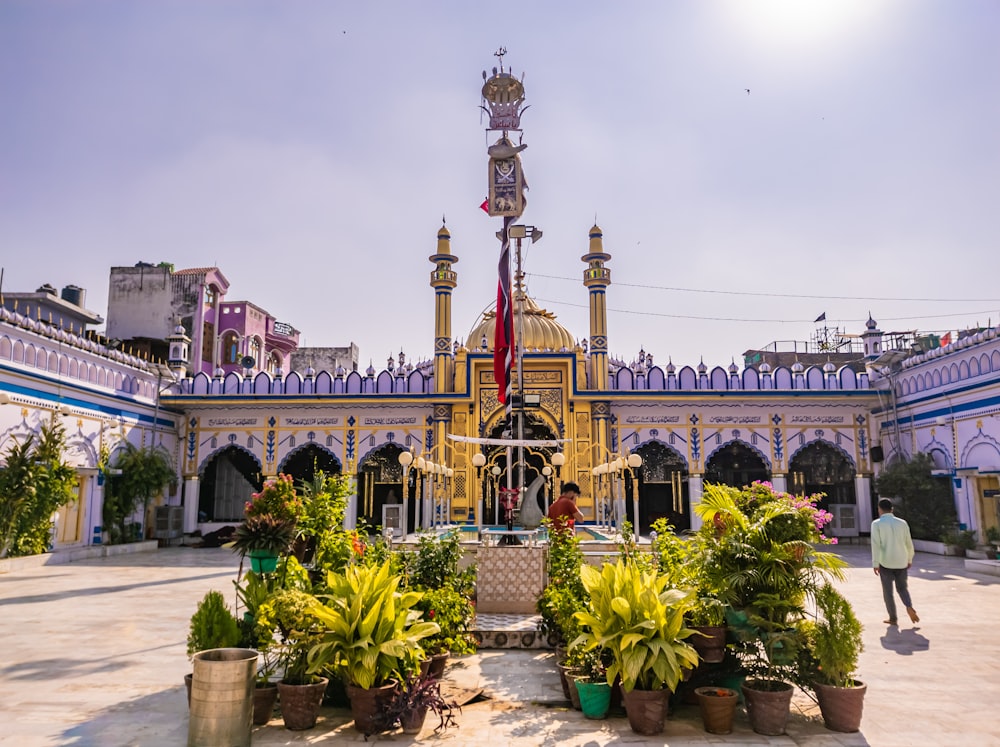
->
[0, 543, 997, 746]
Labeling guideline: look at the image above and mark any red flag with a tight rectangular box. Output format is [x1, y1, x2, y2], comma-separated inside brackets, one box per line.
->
[479, 198, 489, 214]
[940, 332, 951, 346]
[494, 216, 515, 407]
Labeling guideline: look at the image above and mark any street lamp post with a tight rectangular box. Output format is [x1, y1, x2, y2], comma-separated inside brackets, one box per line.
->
[471, 452, 487, 530]
[490, 465, 502, 525]
[398, 449, 414, 535]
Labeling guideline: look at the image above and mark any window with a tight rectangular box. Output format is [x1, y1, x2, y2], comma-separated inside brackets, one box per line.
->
[222, 332, 241, 364]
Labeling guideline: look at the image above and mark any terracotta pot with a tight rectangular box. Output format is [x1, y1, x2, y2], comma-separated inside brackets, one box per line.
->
[814, 680, 867, 733]
[277, 677, 328, 731]
[621, 687, 669, 735]
[427, 652, 449, 680]
[556, 663, 576, 700]
[741, 679, 793, 736]
[690, 625, 727, 664]
[566, 671, 582, 710]
[346, 681, 398, 735]
[694, 686, 738, 734]
[252, 683, 278, 726]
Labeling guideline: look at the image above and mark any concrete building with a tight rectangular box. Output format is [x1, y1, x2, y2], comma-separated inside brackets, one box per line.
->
[1, 283, 103, 333]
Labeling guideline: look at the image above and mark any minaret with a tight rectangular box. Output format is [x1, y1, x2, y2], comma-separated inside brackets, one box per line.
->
[429, 222, 458, 393]
[861, 313, 884, 361]
[582, 224, 611, 391]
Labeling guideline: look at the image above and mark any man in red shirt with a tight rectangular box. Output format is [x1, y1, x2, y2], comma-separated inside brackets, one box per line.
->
[547, 482, 584, 532]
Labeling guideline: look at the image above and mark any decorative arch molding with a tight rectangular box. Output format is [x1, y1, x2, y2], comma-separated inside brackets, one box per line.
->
[482, 404, 563, 445]
[704, 437, 772, 470]
[961, 433, 1000, 472]
[197, 443, 263, 477]
[278, 442, 342, 473]
[635, 437, 689, 470]
[787, 437, 857, 473]
[926, 446, 952, 471]
[356, 439, 407, 469]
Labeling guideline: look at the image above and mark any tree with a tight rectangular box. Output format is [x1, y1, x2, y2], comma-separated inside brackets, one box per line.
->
[874, 452, 956, 541]
[103, 443, 175, 544]
[0, 420, 79, 558]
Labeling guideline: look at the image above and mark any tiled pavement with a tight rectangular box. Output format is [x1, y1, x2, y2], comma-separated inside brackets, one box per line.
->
[1, 544, 999, 746]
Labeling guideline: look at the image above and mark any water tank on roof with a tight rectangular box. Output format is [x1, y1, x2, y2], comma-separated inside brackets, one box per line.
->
[36, 283, 57, 295]
[61, 285, 85, 307]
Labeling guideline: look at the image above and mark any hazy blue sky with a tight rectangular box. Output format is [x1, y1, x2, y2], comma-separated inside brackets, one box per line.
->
[2, 1, 998, 370]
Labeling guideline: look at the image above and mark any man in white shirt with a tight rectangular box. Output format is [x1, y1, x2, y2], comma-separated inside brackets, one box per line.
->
[871, 498, 919, 626]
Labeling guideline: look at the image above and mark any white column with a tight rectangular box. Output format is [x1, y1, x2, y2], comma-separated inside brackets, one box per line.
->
[344, 491, 358, 530]
[182, 476, 200, 533]
[771, 473, 788, 493]
[688, 474, 704, 531]
[855, 475, 873, 530]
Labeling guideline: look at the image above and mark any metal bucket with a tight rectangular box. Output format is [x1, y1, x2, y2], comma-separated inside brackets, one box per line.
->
[188, 648, 258, 747]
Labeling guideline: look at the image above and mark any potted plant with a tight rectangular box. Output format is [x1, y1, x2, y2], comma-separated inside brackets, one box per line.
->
[572, 559, 699, 735]
[569, 646, 612, 719]
[803, 583, 866, 733]
[986, 526, 1000, 559]
[417, 586, 476, 677]
[694, 482, 846, 736]
[184, 590, 242, 705]
[307, 560, 440, 735]
[693, 686, 739, 734]
[231, 515, 297, 572]
[378, 670, 461, 735]
[255, 588, 328, 731]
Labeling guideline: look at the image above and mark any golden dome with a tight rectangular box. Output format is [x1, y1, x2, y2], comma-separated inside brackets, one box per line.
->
[466, 290, 576, 352]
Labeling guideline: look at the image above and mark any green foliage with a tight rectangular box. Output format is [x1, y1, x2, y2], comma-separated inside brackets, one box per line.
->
[399, 529, 475, 597]
[245, 474, 303, 523]
[187, 590, 242, 657]
[615, 520, 655, 573]
[308, 560, 440, 689]
[536, 518, 588, 645]
[804, 584, 864, 688]
[231, 514, 297, 555]
[416, 586, 476, 655]
[874, 453, 957, 540]
[0, 420, 79, 558]
[650, 519, 725, 627]
[941, 527, 976, 550]
[255, 588, 324, 684]
[103, 443, 175, 544]
[692, 482, 847, 688]
[298, 472, 351, 568]
[693, 482, 845, 612]
[572, 559, 699, 692]
[986, 526, 1000, 546]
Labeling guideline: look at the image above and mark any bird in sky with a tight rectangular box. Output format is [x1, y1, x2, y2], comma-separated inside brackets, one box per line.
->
[745, 88, 751, 95]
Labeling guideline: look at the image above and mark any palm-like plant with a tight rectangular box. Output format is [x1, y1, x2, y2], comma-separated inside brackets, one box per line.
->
[231, 514, 297, 556]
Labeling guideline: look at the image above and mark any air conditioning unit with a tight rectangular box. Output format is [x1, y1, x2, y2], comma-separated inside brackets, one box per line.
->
[828, 504, 859, 537]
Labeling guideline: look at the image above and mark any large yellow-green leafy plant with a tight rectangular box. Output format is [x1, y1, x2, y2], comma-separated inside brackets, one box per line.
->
[307, 560, 439, 689]
[572, 559, 699, 692]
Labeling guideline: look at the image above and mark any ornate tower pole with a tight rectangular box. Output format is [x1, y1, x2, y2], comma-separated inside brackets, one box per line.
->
[482, 48, 530, 502]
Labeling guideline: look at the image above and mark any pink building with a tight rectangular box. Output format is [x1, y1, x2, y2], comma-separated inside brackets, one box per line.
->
[217, 301, 300, 375]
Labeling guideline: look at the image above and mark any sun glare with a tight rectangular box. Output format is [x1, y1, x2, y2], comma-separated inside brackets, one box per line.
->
[722, 0, 884, 46]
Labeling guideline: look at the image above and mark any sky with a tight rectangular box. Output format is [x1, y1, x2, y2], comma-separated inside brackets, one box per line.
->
[2, 1, 999, 372]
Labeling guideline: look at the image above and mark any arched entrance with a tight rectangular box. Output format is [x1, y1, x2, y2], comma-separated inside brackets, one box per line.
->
[480, 415, 559, 526]
[634, 441, 689, 534]
[705, 441, 770, 489]
[788, 441, 857, 511]
[198, 446, 262, 522]
[279, 443, 342, 486]
[356, 443, 406, 531]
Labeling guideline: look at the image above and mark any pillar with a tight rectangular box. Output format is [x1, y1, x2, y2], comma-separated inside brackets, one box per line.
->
[688, 474, 705, 531]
